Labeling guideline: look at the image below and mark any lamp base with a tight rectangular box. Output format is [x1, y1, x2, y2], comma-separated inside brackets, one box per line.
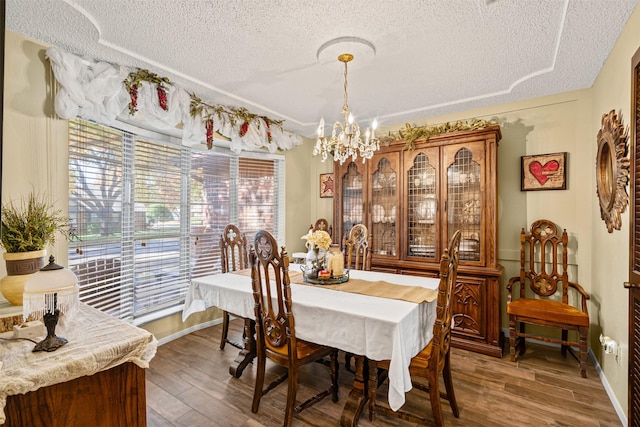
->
[33, 309, 67, 352]
[33, 334, 68, 352]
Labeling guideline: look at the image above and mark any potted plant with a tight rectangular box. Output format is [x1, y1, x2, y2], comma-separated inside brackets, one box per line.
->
[0, 192, 76, 305]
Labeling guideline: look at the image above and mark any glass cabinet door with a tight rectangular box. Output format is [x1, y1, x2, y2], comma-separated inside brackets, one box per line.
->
[405, 148, 439, 260]
[369, 153, 400, 257]
[340, 161, 364, 245]
[443, 143, 484, 262]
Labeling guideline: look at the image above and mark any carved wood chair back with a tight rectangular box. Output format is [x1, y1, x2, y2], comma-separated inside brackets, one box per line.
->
[310, 218, 332, 237]
[250, 230, 292, 353]
[433, 229, 461, 372]
[345, 224, 370, 271]
[220, 224, 248, 274]
[218, 224, 249, 350]
[517, 219, 569, 301]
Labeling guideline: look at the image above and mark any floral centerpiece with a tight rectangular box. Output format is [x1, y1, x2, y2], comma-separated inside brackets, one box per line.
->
[300, 230, 332, 279]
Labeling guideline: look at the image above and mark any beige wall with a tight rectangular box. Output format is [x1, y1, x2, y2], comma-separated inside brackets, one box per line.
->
[588, 2, 640, 416]
[4, 4, 640, 418]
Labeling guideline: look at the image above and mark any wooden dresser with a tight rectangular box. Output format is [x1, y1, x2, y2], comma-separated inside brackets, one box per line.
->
[333, 125, 503, 357]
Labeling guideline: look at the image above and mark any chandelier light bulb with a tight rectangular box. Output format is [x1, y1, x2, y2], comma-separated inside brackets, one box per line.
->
[313, 52, 380, 165]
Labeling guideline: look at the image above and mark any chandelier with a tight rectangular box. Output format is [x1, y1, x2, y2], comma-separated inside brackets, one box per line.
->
[313, 53, 379, 164]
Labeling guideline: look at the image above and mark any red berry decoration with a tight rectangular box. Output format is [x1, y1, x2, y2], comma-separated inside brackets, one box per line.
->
[157, 84, 168, 111]
[128, 83, 139, 115]
[239, 121, 249, 137]
[206, 119, 214, 150]
[265, 120, 272, 143]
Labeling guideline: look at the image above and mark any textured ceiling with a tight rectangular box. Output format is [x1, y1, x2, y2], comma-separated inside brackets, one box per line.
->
[6, 0, 639, 137]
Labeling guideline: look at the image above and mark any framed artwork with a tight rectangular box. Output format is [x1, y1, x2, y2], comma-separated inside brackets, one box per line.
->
[521, 152, 567, 191]
[320, 173, 334, 198]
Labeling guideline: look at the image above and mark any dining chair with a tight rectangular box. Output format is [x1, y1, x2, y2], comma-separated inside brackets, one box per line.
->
[344, 223, 371, 372]
[249, 230, 339, 427]
[344, 223, 370, 271]
[310, 217, 333, 237]
[368, 229, 461, 426]
[219, 224, 249, 350]
[507, 219, 590, 377]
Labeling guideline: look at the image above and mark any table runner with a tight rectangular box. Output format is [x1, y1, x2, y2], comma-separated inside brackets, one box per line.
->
[236, 268, 437, 304]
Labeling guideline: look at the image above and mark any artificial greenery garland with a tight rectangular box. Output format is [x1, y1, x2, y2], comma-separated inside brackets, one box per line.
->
[379, 118, 496, 151]
[124, 68, 284, 149]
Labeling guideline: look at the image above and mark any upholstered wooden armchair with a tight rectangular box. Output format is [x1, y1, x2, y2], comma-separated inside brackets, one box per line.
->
[368, 230, 461, 426]
[506, 219, 590, 378]
[249, 230, 339, 427]
[218, 224, 249, 350]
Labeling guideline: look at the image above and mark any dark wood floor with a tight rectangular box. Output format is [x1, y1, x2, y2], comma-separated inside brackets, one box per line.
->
[146, 320, 622, 426]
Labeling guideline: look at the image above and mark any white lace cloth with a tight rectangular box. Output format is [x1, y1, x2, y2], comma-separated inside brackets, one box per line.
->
[0, 303, 157, 424]
[182, 265, 439, 412]
[45, 47, 302, 154]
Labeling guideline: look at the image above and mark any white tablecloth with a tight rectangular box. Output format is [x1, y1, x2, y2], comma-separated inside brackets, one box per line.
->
[182, 265, 439, 411]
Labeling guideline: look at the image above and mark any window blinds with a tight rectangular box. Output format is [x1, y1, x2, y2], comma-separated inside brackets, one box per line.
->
[68, 118, 284, 322]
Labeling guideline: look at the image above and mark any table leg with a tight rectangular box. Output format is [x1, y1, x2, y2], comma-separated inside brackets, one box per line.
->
[228, 318, 256, 378]
[340, 355, 369, 427]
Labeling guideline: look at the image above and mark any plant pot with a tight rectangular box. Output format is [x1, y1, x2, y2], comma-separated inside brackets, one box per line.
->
[1, 249, 47, 306]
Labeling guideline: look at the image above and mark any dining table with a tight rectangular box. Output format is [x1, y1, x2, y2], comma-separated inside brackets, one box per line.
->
[182, 264, 440, 426]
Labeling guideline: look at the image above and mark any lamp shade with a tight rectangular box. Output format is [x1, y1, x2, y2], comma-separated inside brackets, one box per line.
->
[23, 255, 79, 321]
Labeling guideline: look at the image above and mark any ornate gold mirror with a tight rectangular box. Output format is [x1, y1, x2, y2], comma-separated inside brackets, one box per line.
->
[596, 110, 630, 233]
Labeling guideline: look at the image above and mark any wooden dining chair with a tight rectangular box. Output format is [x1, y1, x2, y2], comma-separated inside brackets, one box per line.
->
[344, 223, 371, 372]
[249, 230, 339, 427]
[218, 224, 249, 350]
[309, 217, 332, 237]
[344, 223, 370, 271]
[507, 219, 590, 377]
[368, 230, 461, 426]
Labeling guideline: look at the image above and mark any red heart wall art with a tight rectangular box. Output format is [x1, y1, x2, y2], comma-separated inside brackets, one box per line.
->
[529, 160, 559, 185]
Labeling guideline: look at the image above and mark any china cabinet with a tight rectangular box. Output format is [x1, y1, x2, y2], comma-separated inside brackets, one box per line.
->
[333, 125, 503, 356]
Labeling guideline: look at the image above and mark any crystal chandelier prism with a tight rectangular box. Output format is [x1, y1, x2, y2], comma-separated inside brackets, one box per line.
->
[313, 53, 379, 164]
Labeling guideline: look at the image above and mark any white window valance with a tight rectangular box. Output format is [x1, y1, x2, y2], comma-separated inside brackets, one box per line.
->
[45, 47, 302, 154]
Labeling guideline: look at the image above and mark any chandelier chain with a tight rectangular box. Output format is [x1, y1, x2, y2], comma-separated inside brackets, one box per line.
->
[343, 60, 349, 115]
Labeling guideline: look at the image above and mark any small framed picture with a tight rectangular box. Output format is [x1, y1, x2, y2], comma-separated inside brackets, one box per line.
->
[320, 173, 334, 198]
[521, 152, 567, 191]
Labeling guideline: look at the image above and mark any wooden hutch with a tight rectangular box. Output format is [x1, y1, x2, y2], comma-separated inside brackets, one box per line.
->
[333, 125, 503, 357]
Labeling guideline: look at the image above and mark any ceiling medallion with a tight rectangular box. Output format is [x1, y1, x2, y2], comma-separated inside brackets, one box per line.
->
[596, 110, 630, 233]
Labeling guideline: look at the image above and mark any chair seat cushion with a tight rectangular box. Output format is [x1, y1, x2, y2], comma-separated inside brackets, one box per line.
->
[267, 339, 333, 362]
[376, 340, 435, 374]
[507, 298, 588, 326]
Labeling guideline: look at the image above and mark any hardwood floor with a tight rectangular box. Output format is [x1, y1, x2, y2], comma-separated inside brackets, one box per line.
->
[146, 320, 622, 426]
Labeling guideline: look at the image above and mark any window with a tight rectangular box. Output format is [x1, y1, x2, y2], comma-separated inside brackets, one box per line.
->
[68, 119, 285, 323]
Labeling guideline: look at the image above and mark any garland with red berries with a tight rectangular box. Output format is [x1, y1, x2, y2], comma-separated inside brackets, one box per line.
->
[124, 69, 171, 115]
[189, 94, 283, 150]
[125, 68, 284, 149]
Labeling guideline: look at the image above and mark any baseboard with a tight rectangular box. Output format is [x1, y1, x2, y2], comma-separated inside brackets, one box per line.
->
[588, 347, 627, 427]
[156, 318, 222, 346]
[501, 328, 627, 426]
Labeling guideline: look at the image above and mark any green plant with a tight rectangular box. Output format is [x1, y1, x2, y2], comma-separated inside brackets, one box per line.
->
[1, 192, 76, 253]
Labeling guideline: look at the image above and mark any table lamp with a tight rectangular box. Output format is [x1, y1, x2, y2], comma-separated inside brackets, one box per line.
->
[23, 255, 79, 352]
